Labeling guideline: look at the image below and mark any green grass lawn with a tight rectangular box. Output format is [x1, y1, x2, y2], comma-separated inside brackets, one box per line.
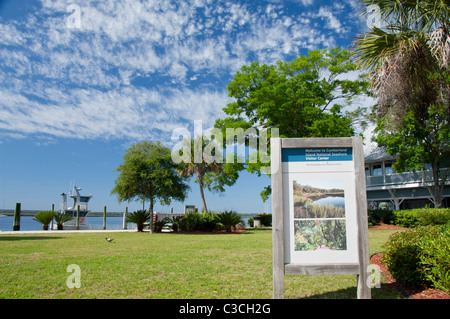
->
[0, 229, 403, 299]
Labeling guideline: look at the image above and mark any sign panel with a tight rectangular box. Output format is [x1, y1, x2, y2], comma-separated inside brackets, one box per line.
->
[282, 147, 358, 265]
[271, 137, 370, 299]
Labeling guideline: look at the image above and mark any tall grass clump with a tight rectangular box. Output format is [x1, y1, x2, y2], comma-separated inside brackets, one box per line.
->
[306, 204, 345, 218]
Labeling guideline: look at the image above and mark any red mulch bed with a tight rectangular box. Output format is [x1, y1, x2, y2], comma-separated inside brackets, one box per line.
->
[369, 225, 450, 299]
[369, 223, 408, 230]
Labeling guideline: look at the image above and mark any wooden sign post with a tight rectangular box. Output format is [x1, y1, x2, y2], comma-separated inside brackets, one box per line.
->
[271, 137, 371, 299]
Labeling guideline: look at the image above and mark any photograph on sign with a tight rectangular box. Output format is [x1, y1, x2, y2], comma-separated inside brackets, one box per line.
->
[293, 179, 346, 252]
[284, 173, 358, 264]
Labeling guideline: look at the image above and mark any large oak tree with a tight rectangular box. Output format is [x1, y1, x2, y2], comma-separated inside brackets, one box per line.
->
[111, 141, 189, 233]
[214, 47, 371, 200]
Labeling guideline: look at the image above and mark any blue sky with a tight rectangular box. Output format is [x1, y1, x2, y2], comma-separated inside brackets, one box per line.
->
[0, 0, 373, 214]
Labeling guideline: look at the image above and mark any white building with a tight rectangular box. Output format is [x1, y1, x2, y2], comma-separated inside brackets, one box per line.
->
[363, 128, 450, 210]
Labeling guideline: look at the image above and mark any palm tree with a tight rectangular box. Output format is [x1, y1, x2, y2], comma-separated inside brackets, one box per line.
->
[353, 0, 449, 125]
[54, 212, 74, 230]
[217, 211, 242, 233]
[176, 135, 223, 213]
[33, 211, 56, 230]
[353, 0, 450, 207]
[125, 210, 151, 232]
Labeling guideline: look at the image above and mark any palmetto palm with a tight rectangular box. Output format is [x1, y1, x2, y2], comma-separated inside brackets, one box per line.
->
[54, 212, 74, 230]
[353, 0, 450, 126]
[176, 136, 223, 213]
[125, 210, 151, 232]
[33, 210, 56, 230]
[217, 210, 242, 233]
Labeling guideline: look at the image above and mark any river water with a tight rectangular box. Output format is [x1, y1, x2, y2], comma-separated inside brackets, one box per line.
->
[0, 215, 251, 231]
[0, 215, 136, 231]
[310, 196, 345, 207]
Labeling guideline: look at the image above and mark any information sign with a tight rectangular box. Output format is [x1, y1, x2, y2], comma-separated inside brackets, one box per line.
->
[271, 137, 370, 299]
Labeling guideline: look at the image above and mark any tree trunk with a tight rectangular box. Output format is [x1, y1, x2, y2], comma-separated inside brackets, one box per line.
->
[149, 198, 154, 234]
[430, 161, 445, 208]
[198, 178, 208, 213]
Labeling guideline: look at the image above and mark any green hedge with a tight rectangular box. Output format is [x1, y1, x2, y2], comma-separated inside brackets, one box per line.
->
[257, 213, 272, 227]
[393, 208, 450, 228]
[248, 213, 272, 227]
[368, 207, 450, 228]
[176, 211, 243, 232]
[368, 209, 395, 226]
[382, 224, 450, 292]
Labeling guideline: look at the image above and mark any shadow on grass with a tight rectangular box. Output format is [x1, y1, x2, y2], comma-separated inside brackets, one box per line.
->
[301, 284, 404, 299]
[0, 236, 63, 241]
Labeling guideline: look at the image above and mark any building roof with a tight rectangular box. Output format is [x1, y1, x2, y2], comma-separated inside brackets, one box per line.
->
[363, 125, 397, 163]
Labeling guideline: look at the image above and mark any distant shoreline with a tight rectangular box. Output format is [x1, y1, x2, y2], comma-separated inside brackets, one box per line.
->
[0, 210, 258, 218]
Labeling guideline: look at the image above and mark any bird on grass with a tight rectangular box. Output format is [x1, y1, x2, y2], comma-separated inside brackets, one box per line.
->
[105, 237, 114, 243]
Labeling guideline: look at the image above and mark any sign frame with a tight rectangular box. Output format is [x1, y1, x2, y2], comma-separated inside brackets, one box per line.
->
[271, 137, 371, 299]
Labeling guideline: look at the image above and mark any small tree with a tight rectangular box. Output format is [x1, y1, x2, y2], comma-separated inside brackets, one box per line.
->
[217, 211, 242, 233]
[33, 211, 55, 230]
[54, 212, 73, 230]
[112, 141, 189, 233]
[125, 210, 151, 232]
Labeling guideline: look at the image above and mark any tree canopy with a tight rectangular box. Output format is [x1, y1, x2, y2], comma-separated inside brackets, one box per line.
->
[174, 135, 243, 213]
[215, 47, 370, 139]
[214, 47, 371, 200]
[111, 141, 189, 232]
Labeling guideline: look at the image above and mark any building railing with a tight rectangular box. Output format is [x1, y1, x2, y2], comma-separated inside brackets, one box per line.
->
[366, 168, 448, 188]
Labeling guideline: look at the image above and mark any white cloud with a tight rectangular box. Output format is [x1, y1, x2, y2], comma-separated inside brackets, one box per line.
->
[0, 80, 230, 142]
[298, 0, 314, 6]
[0, 0, 359, 143]
[317, 7, 345, 34]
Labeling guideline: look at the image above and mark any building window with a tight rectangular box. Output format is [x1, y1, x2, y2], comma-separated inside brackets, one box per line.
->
[385, 163, 394, 175]
[373, 164, 382, 176]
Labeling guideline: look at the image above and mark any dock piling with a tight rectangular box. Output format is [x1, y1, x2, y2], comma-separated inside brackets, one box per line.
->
[103, 206, 107, 230]
[123, 207, 128, 230]
[13, 203, 21, 231]
[76, 205, 80, 230]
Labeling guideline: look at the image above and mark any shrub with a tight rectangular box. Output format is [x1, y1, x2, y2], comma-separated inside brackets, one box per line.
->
[198, 212, 218, 231]
[217, 211, 242, 233]
[393, 207, 450, 228]
[126, 210, 151, 232]
[368, 209, 395, 226]
[178, 211, 201, 232]
[162, 216, 182, 233]
[257, 213, 272, 227]
[417, 224, 450, 292]
[54, 212, 74, 230]
[382, 224, 450, 292]
[33, 211, 56, 230]
[154, 219, 168, 232]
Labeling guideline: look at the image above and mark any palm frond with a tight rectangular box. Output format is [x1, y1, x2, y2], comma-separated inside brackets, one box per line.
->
[353, 26, 422, 71]
[360, 0, 450, 32]
[429, 26, 450, 67]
